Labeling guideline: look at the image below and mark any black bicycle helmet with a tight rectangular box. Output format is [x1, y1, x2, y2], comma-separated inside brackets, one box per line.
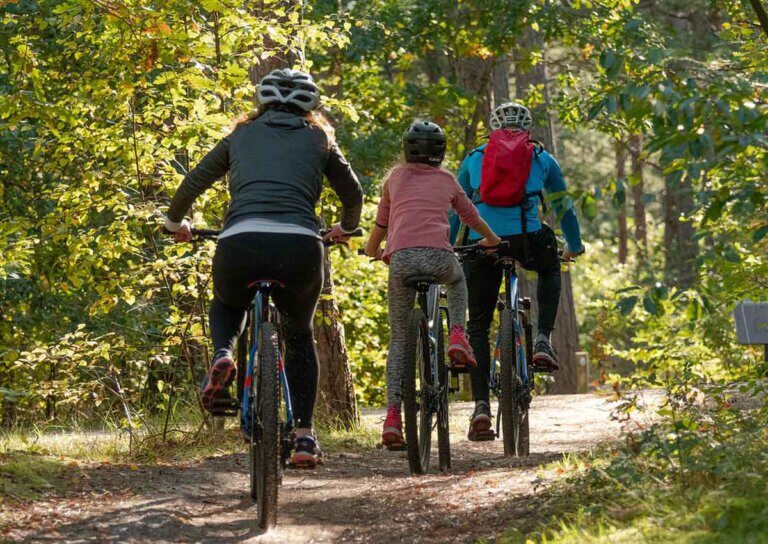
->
[403, 121, 447, 165]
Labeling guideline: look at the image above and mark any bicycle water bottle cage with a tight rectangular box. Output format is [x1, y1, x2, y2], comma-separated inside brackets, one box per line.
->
[404, 275, 439, 291]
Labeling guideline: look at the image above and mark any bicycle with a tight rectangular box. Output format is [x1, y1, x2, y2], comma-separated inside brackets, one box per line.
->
[169, 226, 360, 529]
[454, 242, 533, 458]
[357, 250, 452, 475]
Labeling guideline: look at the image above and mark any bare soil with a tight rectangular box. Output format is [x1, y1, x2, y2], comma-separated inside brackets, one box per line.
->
[2, 394, 630, 544]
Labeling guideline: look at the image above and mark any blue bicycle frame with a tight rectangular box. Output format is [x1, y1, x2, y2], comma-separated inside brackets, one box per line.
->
[240, 290, 294, 436]
[490, 268, 531, 393]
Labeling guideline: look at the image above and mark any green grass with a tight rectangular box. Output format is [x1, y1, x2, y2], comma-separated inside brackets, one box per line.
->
[492, 405, 768, 544]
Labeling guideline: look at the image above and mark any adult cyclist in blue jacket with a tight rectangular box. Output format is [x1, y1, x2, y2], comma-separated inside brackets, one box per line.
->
[450, 102, 585, 441]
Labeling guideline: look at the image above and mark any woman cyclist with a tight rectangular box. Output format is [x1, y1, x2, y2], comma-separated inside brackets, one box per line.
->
[451, 102, 584, 442]
[164, 69, 363, 468]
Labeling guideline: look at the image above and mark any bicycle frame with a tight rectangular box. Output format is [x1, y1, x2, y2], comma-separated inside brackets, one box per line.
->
[490, 263, 533, 396]
[240, 284, 294, 437]
[416, 284, 446, 406]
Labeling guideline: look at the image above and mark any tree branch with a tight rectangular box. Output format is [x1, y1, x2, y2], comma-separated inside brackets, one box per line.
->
[749, 0, 768, 38]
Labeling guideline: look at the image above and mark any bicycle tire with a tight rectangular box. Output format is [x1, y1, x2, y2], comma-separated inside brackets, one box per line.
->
[403, 308, 432, 474]
[436, 310, 451, 473]
[499, 308, 520, 457]
[250, 322, 280, 529]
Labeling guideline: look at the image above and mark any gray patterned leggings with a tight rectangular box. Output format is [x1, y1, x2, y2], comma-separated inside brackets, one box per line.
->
[386, 248, 467, 405]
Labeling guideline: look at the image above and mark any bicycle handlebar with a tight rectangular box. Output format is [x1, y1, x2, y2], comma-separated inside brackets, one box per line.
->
[162, 226, 364, 244]
[453, 241, 511, 257]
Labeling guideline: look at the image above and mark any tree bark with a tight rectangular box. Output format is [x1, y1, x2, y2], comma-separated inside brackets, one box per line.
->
[314, 252, 358, 426]
[492, 56, 511, 108]
[663, 174, 680, 283]
[514, 29, 578, 394]
[615, 140, 628, 264]
[629, 134, 648, 262]
[458, 56, 493, 154]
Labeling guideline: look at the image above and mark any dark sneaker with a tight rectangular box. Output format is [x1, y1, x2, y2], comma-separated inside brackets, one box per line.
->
[467, 401, 495, 442]
[532, 339, 560, 372]
[290, 435, 324, 469]
[200, 353, 236, 414]
[381, 404, 406, 451]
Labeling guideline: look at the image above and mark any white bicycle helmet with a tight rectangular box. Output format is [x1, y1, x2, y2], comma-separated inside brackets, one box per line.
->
[489, 102, 533, 131]
[256, 68, 321, 112]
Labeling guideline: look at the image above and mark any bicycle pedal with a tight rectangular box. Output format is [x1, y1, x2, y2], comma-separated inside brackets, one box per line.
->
[385, 441, 407, 452]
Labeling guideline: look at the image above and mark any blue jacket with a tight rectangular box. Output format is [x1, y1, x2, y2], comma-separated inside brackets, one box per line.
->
[449, 144, 584, 253]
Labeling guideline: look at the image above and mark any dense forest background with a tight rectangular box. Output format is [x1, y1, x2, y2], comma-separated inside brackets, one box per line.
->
[1, 0, 766, 431]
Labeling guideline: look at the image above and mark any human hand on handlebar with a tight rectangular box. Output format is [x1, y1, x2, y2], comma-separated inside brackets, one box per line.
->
[477, 234, 502, 249]
[561, 244, 584, 262]
[322, 223, 355, 244]
[362, 245, 384, 260]
[164, 217, 193, 243]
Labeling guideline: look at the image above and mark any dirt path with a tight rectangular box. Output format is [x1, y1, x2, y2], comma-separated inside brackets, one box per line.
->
[4, 394, 632, 543]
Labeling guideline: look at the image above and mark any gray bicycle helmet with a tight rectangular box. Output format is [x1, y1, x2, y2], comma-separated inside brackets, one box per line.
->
[489, 102, 533, 130]
[257, 68, 321, 112]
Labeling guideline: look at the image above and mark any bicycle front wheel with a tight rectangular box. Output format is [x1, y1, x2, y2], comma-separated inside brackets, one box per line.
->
[499, 308, 529, 457]
[403, 308, 433, 475]
[250, 322, 280, 529]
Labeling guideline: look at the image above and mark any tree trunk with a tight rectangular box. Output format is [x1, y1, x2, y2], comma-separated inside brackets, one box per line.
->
[458, 56, 493, 154]
[514, 29, 578, 394]
[664, 174, 680, 283]
[664, 172, 698, 288]
[629, 134, 648, 263]
[676, 176, 698, 288]
[616, 140, 628, 264]
[248, 0, 300, 87]
[492, 56, 511, 107]
[314, 252, 358, 426]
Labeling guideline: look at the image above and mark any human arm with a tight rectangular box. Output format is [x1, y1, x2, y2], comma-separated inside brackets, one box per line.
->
[363, 179, 391, 258]
[451, 180, 500, 247]
[324, 142, 364, 240]
[364, 224, 387, 260]
[543, 154, 585, 256]
[165, 136, 231, 229]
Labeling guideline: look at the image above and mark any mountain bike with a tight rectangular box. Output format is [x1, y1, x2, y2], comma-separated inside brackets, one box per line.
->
[357, 251, 451, 475]
[454, 242, 533, 458]
[169, 226, 360, 529]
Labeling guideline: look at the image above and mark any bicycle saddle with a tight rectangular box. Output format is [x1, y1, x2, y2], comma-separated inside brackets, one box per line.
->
[404, 275, 439, 288]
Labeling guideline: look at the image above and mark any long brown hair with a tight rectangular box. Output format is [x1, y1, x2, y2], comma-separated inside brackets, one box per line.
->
[233, 103, 336, 143]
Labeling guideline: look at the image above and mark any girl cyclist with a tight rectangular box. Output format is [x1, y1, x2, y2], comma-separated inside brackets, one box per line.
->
[364, 121, 501, 449]
[164, 69, 363, 468]
[452, 102, 584, 441]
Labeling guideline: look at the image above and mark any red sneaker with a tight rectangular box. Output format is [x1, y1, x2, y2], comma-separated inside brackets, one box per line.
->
[448, 326, 477, 368]
[200, 354, 236, 413]
[381, 404, 405, 450]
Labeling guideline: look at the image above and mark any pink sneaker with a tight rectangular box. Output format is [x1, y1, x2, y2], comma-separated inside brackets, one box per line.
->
[381, 404, 405, 450]
[448, 325, 477, 368]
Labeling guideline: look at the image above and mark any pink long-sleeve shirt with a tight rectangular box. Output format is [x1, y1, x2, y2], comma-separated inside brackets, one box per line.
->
[375, 163, 484, 262]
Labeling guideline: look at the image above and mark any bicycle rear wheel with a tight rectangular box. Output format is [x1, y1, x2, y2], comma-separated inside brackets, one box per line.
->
[436, 309, 451, 473]
[499, 308, 529, 457]
[403, 308, 433, 474]
[250, 322, 280, 529]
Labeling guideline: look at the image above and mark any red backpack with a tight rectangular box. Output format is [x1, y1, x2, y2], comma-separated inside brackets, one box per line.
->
[479, 130, 534, 206]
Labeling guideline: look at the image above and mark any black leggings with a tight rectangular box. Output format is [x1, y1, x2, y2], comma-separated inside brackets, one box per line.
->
[210, 232, 323, 429]
[464, 225, 561, 402]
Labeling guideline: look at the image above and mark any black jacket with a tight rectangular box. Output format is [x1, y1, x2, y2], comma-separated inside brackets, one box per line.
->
[167, 110, 363, 232]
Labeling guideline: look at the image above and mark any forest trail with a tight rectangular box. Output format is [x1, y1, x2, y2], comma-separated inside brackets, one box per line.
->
[4, 394, 641, 544]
